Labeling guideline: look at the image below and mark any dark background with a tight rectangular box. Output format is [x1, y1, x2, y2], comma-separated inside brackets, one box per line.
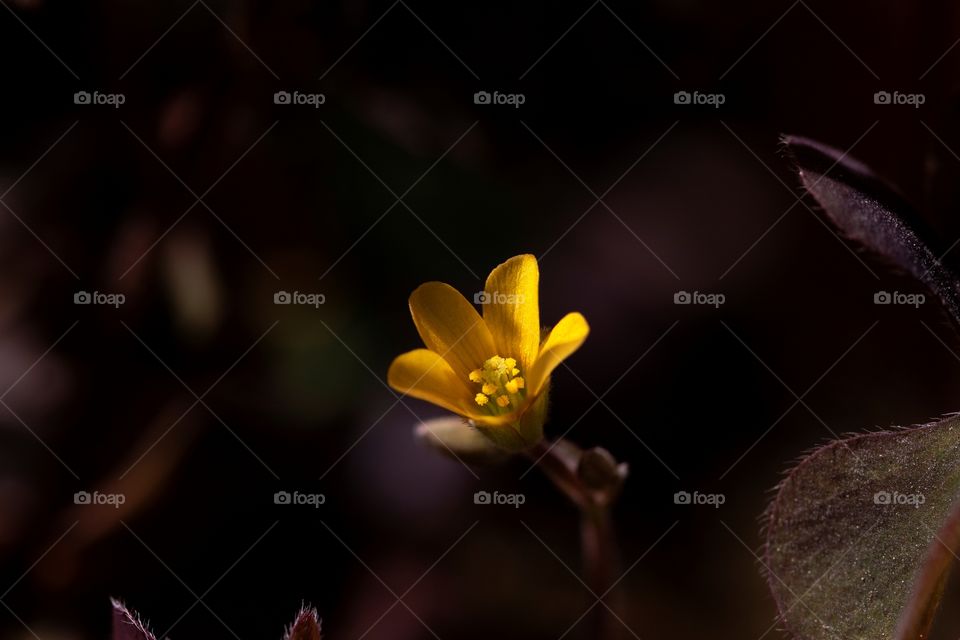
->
[2, 1, 960, 638]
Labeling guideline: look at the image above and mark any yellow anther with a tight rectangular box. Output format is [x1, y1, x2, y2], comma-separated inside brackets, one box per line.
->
[471, 354, 526, 413]
[485, 356, 504, 370]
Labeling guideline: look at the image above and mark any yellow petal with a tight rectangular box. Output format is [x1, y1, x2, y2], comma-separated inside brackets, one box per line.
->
[388, 349, 471, 415]
[527, 312, 590, 397]
[482, 254, 540, 372]
[388, 349, 520, 427]
[409, 282, 496, 380]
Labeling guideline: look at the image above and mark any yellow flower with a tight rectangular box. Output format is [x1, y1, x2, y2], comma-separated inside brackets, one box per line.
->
[387, 254, 589, 451]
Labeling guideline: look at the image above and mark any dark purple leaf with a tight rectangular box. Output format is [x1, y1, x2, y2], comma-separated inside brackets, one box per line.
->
[111, 599, 157, 640]
[765, 414, 960, 640]
[784, 135, 960, 329]
[284, 605, 322, 640]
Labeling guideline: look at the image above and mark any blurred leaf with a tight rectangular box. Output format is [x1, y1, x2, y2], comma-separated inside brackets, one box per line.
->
[161, 229, 224, 340]
[765, 413, 960, 640]
[284, 605, 322, 640]
[47, 402, 199, 586]
[111, 599, 156, 640]
[415, 416, 507, 464]
[784, 135, 960, 330]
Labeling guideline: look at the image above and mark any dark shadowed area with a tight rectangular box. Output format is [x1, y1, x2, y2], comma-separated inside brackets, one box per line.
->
[2, 1, 960, 638]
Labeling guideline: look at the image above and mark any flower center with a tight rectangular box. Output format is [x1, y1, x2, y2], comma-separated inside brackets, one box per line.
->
[469, 355, 526, 413]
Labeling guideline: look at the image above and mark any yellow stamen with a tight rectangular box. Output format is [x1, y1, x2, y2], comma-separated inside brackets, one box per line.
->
[467, 354, 528, 414]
